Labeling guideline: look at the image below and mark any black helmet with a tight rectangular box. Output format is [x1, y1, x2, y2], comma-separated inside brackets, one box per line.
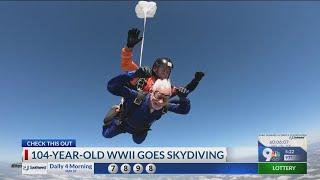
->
[152, 57, 173, 70]
[152, 57, 173, 78]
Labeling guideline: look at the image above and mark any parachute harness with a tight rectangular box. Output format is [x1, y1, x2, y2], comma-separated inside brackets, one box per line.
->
[136, 78, 147, 91]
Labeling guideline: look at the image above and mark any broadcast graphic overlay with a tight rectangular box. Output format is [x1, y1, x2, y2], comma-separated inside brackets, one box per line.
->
[258, 134, 307, 174]
[21, 136, 307, 175]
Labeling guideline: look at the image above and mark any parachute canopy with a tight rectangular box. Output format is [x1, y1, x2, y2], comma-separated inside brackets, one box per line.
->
[135, 1, 157, 19]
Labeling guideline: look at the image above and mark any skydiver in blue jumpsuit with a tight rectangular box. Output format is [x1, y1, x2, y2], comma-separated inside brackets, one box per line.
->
[102, 71, 190, 144]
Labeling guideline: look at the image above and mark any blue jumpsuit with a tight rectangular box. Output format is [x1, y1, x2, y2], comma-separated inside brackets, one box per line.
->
[102, 73, 191, 144]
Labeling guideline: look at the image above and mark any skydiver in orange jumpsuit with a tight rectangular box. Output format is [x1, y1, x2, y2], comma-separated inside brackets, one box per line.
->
[121, 28, 204, 94]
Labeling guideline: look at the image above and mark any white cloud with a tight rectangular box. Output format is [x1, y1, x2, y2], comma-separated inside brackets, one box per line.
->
[276, 176, 292, 180]
[308, 169, 318, 173]
[296, 174, 320, 179]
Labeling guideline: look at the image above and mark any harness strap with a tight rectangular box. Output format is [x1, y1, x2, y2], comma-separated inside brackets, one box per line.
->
[136, 78, 147, 91]
[118, 91, 150, 133]
[133, 90, 146, 105]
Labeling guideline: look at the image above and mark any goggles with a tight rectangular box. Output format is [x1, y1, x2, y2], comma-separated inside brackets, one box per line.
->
[153, 91, 170, 102]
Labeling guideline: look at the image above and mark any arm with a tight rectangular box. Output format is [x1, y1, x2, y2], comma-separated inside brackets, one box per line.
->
[120, 28, 142, 72]
[121, 47, 139, 72]
[128, 66, 153, 88]
[184, 72, 205, 93]
[107, 72, 138, 101]
[170, 72, 205, 97]
[167, 96, 191, 115]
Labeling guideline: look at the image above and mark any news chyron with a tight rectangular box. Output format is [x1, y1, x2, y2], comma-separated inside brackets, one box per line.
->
[21, 135, 307, 175]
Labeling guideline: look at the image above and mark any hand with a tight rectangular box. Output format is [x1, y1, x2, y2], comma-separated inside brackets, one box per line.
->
[127, 28, 143, 48]
[177, 87, 189, 98]
[195, 72, 205, 81]
[134, 66, 152, 78]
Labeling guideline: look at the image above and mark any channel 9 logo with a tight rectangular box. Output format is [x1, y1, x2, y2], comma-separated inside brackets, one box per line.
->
[262, 148, 281, 162]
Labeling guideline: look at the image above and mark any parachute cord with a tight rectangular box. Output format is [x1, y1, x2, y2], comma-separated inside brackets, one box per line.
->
[139, 11, 147, 67]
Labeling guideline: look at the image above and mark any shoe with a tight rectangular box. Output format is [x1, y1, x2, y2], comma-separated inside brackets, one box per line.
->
[103, 105, 119, 126]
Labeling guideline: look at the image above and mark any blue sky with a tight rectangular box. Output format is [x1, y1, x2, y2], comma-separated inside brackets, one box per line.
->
[0, 1, 320, 162]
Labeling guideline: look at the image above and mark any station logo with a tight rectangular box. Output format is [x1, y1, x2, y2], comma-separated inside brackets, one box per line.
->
[262, 148, 281, 162]
[22, 163, 47, 174]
